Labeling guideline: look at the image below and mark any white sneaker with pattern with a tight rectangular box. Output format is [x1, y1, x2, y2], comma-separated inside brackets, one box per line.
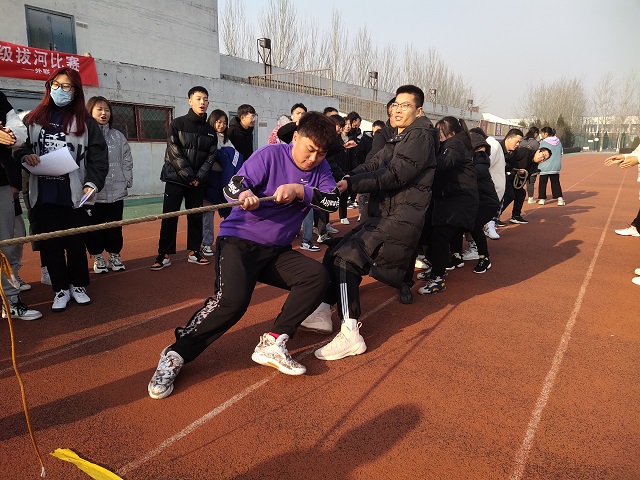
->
[299, 302, 333, 334]
[52, 289, 71, 312]
[70, 285, 91, 305]
[148, 347, 184, 399]
[251, 333, 306, 375]
[108, 252, 125, 271]
[93, 254, 108, 274]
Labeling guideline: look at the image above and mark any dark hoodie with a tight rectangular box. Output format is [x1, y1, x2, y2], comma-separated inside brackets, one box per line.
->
[227, 116, 255, 160]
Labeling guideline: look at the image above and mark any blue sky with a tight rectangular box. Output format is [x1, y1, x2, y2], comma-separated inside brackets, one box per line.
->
[220, 0, 640, 118]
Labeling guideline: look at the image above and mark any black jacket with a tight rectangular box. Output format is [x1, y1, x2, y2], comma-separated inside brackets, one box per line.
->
[509, 147, 541, 176]
[161, 109, 218, 187]
[0, 93, 20, 189]
[366, 121, 394, 162]
[431, 132, 478, 230]
[228, 116, 254, 160]
[473, 150, 500, 226]
[332, 116, 438, 288]
[355, 131, 373, 166]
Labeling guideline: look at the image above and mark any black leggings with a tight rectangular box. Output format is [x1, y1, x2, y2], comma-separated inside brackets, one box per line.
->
[538, 174, 563, 199]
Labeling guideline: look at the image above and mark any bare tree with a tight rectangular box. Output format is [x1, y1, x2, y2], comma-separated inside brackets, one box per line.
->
[220, 0, 255, 60]
[376, 44, 399, 94]
[519, 77, 587, 130]
[320, 9, 351, 83]
[351, 25, 376, 87]
[258, 0, 298, 69]
[296, 19, 325, 71]
[615, 70, 638, 149]
[593, 72, 616, 150]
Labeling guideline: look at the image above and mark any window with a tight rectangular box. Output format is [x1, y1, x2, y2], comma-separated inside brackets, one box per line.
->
[26, 6, 76, 53]
[111, 103, 172, 142]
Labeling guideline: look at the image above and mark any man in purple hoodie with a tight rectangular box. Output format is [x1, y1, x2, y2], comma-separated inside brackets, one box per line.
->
[148, 112, 340, 399]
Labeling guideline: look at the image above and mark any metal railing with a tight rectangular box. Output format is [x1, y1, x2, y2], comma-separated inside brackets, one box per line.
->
[248, 69, 333, 97]
[334, 93, 388, 122]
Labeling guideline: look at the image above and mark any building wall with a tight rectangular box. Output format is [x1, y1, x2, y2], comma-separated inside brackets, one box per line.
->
[0, 0, 220, 79]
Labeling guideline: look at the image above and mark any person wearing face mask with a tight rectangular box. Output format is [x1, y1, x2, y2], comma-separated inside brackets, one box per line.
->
[14, 67, 108, 312]
[85, 96, 133, 273]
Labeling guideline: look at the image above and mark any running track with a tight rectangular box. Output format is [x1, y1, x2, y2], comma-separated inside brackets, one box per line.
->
[1, 152, 638, 479]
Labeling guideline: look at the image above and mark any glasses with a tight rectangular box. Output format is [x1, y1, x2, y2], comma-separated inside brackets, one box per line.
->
[49, 80, 75, 92]
[391, 102, 415, 112]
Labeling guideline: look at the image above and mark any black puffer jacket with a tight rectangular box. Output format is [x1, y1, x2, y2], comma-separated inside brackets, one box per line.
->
[227, 116, 255, 160]
[331, 116, 438, 288]
[431, 132, 478, 230]
[161, 109, 218, 186]
[473, 150, 499, 227]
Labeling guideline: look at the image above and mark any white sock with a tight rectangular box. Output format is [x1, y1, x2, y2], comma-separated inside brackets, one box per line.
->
[342, 317, 358, 330]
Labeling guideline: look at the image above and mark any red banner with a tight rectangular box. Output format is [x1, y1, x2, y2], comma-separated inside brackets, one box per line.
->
[0, 40, 98, 86]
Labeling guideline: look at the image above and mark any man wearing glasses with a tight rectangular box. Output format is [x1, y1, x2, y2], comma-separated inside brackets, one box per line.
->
[305, 85, 438, 360]
[228, 104, 257, 161]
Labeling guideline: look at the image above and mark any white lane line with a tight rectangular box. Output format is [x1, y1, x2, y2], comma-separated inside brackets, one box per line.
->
[509, 171, 626, 480]
[117, 295, 396, 475]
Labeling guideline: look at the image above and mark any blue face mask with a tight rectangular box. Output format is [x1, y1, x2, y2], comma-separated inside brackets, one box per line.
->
[50, 88, 74, 107]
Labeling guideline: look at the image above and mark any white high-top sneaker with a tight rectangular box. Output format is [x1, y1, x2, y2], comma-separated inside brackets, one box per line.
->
[314, 319, 366, 361]
[299, 302, 333, 334]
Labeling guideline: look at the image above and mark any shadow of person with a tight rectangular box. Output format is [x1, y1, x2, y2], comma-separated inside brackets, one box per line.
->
[232, 403, 422, 480]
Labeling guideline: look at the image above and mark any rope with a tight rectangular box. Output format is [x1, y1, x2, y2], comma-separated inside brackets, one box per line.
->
[0, 252, 46, 477]
[0, 196, 277, 248]
[0, 194, 275, 476]
[513, 170, 529, 189]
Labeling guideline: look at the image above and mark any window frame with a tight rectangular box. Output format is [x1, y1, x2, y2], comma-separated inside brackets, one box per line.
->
[25, 5, 77, 54]
[111, 102, 173, 142]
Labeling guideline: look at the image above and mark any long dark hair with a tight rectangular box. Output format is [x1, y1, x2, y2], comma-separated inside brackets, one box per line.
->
[207, 109, 229, 144]
[86, 96, 113, 128]
[435, 116, 469, 139]
[540, 126, 556, 137]
[525, 126, 539, 139]
[24, 67, 88, 136]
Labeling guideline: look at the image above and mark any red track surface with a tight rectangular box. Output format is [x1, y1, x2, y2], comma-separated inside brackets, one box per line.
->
[1, 153, 639, 480]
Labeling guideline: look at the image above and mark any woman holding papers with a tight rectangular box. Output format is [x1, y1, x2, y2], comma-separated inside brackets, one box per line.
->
[14, 67, 108, 312]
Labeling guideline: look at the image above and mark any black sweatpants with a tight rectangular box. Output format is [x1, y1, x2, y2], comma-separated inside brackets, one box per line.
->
[501, 177, 526, 217]
[31, 203, 90, 292]
[538, 174, 563, 199]
[170, 236, 330, 363]
[322, 242, 368, 321]
[86, 200, 124, 255]
[428, 224, 459, 277]
[158, 182, 205, 255]
[632, 208, 640, 227]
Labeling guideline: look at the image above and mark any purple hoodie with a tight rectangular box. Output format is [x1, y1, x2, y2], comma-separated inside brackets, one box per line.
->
[219, 143, 338, 246]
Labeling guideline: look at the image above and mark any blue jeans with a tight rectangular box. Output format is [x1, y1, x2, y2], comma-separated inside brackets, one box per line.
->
[301, 209, 314, 244]
[202, 199, 214, 246]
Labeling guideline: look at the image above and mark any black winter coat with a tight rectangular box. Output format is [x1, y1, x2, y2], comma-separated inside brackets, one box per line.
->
[331, 116, 438, 288]
[366, 121, 394, 162]
[227, 116, 255, 160]
[161, 109, 218, 187]
[431, 132, 478, 230]
[473, 150, 500, 227]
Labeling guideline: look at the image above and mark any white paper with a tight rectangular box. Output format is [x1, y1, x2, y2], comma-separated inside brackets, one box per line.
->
[24, 147, 79, 176]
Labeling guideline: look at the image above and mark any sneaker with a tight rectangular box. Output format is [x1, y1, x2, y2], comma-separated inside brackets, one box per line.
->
[635, 267, 640, 276]
[251, 333, 306, 375]
[415, 256, 431, 270]
[300, 242, 321, 252]
[14, 272, 31, 291]
[538, 199, 546, 205]
[340, 218, 350, 225]
[69, 285, 91, 305]
[633, 277, 640, 286]
[148, 347, 184, 399]
[299, 302, 333, 334]
[510, 215, 529, 224]
[418, 275, 446, 295]
[201, 245, 214, 256]
[495, 219, 507, 228]
[347, 202, 358, 209]
[41, 266, 52, 285]
[399, 283, 414, 304]
[52, 289, 71, 312]
[473, 257, 492, 274]
[615, 226, 640, 237]
[317, 233, 332, 243]
[188, 250, 210, 265]
[462, 242, 479, 261]
[446, 254, 464, 271]
[93, 254, 108, 274]
[2, 299, 43, 321]
[314, 320, 366, 361]
[151, 254, 171, 271]
[416, 270, 431, 281]
[108, 252, 125, 271]
[527, 197, 536, 204]
[557, 197, 566, 206]
[357, 214, 361, 222]
[326, 225, 339, 234]
[484, 221, 500, 240]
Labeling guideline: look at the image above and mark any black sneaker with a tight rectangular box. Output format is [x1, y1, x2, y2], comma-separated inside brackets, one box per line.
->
[446, 254, 464, 271]
[473, 257, 492, 274]
[150, 254, 171, 271]
[510, 215, 529, 224]
[495, 219, 507, 227]
[398, 283, 414, 304]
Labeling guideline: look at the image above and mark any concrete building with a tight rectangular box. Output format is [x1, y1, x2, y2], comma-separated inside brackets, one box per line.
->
[1, 1, 481, 196]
